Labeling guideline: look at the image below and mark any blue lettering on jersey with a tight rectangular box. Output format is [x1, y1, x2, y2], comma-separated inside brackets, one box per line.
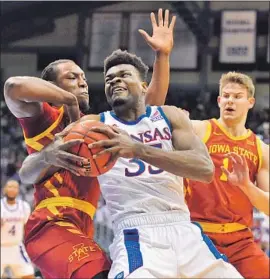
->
[130, 127, 171, 144]
[125, 143, 163, 177]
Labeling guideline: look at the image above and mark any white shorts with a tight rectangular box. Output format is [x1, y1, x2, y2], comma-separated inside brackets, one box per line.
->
[109, 212, 243, 278]
[1, 244, 34, 278]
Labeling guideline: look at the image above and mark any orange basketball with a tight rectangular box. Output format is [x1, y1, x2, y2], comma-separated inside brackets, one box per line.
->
[64, 120, 116, 177]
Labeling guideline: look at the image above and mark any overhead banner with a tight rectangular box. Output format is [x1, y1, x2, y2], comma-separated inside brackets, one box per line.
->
[219, 11, 257, 63]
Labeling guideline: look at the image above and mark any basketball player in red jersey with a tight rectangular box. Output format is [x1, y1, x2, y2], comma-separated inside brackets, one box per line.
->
[184, 72, 269, 279]
[4, 9, 176, 279]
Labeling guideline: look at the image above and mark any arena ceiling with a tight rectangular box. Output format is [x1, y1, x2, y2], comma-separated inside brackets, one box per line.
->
[1, 1, 209, 46]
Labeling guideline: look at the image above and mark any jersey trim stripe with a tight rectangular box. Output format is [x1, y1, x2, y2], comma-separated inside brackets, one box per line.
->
[100, 112, 105, 123]
[256, 136, 263, 172]
[157, 106, 172, 132]
[109, 106, 152, 125]
[198, 221, 247, 233]
[193, 222, 228, 262]
[203, 121, 212, 143]
[23, 106, 64, 151]
[44, 180, 60, 197]
[212, 118, 252, 140]
[35, 197, 96, 219]
[53, 172, 63, 184]
[19, 244, 30, 263]
[123, 228, 143, 274]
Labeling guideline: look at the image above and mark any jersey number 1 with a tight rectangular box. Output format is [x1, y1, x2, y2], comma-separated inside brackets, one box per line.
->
[220, 158, 229, 181]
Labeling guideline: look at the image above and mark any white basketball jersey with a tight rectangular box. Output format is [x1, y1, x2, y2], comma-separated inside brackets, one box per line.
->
[98, 106, 190, 224]
[1, 197, 31, 246]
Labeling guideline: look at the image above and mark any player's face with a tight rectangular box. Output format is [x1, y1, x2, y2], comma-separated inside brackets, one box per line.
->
[217, 82, 255, 122]
[4, 181, 19, 199]
[55, 62, 90, 113]
[104, 64, 147, 111]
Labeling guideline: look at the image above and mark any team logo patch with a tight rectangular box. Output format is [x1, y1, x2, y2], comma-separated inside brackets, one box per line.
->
[114, 271, 124, 279]
[68, 243, 101, 262]
[150, 111, 163, 122]
[247, 140, 255, 146]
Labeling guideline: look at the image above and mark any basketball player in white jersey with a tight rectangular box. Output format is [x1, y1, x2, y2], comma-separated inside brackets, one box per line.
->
[18, 50, 243, 278]
[1, 180, 35, 279]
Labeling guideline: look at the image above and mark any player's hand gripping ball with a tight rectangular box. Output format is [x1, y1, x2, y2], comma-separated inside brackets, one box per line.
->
[64, 121, 116, 176]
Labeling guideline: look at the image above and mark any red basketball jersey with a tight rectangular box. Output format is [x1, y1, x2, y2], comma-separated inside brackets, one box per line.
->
[18, 103, 100, 246]
[185, 118, 262, 228]
[18, 102, 67, 154]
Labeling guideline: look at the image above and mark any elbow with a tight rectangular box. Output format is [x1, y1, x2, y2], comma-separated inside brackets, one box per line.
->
[18, 168, 27, 184]
[18, 167, 33, 185]
[4, 77, 24, 97]
[200, 157, 215, 183]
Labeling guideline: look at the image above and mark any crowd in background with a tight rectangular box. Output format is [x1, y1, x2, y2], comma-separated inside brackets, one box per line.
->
[1, 88, 269, 257]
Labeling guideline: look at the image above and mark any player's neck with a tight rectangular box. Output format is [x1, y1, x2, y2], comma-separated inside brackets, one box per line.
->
[63, 106, 72, 125]
[114, 102, 146, 122]
[217, 117, 248, 137]
[5, 197, 16, 205]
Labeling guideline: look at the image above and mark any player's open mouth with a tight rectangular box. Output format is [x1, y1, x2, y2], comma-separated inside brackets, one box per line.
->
[111, 86, 126, 95]
[225, 108, 234, 112]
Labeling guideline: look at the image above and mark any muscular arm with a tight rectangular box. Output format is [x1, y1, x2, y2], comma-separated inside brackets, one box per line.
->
[133, 106, 214, 182]
[146, 52, 170, 106]
[243, 142, 269, 215]
[19, 114, 100, 184]
[4, 76, 79, 120]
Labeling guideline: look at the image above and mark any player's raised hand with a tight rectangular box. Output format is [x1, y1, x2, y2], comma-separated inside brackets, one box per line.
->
[88, 125, 138, 166]
[221, 152, 250, 189]
[138, 9, 176, 55]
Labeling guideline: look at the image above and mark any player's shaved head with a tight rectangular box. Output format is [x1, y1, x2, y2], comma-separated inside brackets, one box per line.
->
[41, 59, 75, 82]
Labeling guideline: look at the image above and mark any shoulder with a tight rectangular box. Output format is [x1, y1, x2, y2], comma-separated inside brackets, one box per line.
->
[191, 120, 211, 141]
[17, 102, 54, 122]
[159, 106, 192, 133]
[160, 105, 183, 114]
[160, 105, 190, 124]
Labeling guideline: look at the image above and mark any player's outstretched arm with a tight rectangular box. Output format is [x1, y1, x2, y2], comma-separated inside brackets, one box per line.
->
[4, 76, 80, 121]
[141, 9, 176, 106]
[19, 114, 100, 184]
[222, 142, 269, 216]
[89, 107, 214, 183]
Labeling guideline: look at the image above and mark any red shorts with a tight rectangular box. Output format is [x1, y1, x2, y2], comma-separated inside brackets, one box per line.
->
[25, 223, 111, 279]
[207, 229, 269, 279]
